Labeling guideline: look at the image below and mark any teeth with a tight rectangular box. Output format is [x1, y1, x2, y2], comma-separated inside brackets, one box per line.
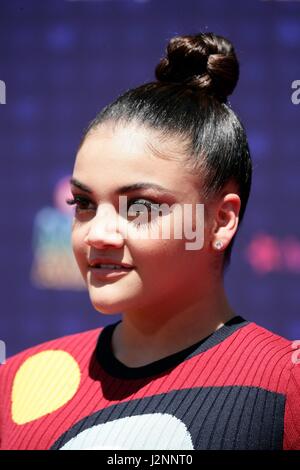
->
[98, 264, 123, 269]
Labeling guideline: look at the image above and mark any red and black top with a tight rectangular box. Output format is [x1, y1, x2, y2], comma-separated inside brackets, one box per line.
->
[0, 316, 299, 450]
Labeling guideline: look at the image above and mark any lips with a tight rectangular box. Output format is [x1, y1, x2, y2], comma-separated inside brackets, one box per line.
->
[88, 258, 134, 269]
[88, 264, 134, 280]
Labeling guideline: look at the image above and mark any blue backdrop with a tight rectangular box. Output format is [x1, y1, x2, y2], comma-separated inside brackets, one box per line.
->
[1, 0, 300, 358]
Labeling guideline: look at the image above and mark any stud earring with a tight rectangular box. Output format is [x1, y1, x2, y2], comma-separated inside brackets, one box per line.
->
[214, 240, 223, 250]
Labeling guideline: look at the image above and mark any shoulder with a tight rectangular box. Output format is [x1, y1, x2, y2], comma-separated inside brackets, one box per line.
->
[0, 327, 103, 385]
[250, 319, 299, 376]
[283, 352, 300, 449]
[233, 319, 295, 361]
[219, 319, 299, 393]
[214, 318, 300, 448]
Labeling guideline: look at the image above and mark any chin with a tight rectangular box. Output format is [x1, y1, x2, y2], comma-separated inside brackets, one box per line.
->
[88, 292, 127, 315]
[93, 305, 121, 315]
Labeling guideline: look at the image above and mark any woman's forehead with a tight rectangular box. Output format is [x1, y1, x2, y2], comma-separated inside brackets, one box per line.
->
[73, 124, 204, 194]
[78, 122, 190, 163]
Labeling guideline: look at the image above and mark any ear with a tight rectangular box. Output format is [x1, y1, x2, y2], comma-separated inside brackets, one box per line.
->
[211, 192, 241, 252]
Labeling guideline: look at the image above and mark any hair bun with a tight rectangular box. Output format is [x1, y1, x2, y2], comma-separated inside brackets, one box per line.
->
[155, 32, 239, 102]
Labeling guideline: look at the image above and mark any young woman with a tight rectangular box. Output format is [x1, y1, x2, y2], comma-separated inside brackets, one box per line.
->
[0, 32, 299, 450]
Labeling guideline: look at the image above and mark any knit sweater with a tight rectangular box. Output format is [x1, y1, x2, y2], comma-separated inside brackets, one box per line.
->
[0, 316, 299, 450]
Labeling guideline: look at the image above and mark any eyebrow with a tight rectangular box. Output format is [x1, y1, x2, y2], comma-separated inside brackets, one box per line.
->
[70, 178, 175, 195]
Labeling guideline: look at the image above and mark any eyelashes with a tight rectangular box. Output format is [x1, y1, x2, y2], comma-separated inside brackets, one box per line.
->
[66, 195, 95, 212]
[65, 195, 162, 227]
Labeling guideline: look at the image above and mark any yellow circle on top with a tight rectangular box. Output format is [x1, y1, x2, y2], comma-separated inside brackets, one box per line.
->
[12, 350, 81, 425]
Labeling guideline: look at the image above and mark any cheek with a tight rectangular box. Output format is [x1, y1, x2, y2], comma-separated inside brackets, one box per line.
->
[128, 209, 203, 264]
[129, 210, 209, 275]
[132, 239, 201, 299]
[129, 236, 187, 278]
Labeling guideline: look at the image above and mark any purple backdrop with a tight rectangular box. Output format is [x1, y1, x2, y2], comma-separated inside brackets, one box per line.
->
[1, 0, 300, 358]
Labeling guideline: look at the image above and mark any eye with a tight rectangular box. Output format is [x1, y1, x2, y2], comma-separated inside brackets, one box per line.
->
[127, 198, 159, 215]
[65, 196, 162, 224]
[127, 198, 161, 226]
[65, 196, 94, 213]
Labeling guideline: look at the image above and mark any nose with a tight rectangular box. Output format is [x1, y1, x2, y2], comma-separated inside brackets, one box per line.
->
[84, 203, 125, 249]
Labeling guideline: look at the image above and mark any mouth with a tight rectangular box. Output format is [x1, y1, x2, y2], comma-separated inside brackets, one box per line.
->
[88, 264, 134, 280]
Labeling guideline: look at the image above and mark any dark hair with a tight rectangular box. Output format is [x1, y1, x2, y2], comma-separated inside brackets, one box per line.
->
[82, 32, 252, 270]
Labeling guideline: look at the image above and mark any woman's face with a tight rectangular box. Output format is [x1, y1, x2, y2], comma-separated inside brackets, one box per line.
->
[70, 122, 214, 317]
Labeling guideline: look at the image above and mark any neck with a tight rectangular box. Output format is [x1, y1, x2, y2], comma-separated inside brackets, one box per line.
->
[111, 282, 235, 368]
